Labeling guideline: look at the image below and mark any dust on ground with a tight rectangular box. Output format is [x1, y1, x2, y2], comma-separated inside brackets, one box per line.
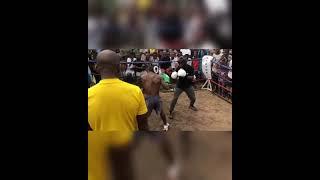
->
[132, 131, 232, 180]
[148, 90, 232, 131]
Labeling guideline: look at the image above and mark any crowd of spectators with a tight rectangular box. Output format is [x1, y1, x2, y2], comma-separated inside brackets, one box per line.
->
[88, 48, 232, 98]
[88, 0, 232, 49]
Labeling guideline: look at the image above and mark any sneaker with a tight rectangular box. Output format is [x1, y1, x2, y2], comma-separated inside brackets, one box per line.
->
[163, 123, 170, 131]
[189, 106, 198, 111]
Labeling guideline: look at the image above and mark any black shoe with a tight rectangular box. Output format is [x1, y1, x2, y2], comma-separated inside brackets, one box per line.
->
[189, 106, 198, 111]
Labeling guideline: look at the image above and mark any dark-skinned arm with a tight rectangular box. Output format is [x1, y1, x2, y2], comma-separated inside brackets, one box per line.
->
[137, 113, 149, 131]
[136, 89, 149, 130]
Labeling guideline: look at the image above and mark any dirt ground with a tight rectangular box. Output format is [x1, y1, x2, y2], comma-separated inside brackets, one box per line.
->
[132, 131, 232, 180]
[148, 90, 232, 131]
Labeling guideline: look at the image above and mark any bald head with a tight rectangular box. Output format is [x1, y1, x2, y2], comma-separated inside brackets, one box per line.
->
[96, 50, 120, 78]
[97, 50, 119, 65]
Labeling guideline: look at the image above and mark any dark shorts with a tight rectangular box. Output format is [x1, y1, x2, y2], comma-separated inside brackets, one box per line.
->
[145, 95, 162, 115]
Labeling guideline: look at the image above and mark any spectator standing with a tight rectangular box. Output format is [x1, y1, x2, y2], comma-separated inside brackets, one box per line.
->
[212, 49, 222, 62]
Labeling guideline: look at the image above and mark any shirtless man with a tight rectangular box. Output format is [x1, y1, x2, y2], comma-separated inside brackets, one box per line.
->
[141, 65, 171, 131]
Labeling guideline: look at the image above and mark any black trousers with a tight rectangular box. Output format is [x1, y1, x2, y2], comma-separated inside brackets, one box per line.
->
[169, 86, 196, 112]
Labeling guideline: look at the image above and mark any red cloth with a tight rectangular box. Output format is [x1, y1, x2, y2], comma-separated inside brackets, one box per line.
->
[192, 59, 199, 71]
[161, 68, 173, 75]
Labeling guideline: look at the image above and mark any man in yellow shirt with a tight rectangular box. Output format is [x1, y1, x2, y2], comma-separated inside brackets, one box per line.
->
[88, 50, 149, 131]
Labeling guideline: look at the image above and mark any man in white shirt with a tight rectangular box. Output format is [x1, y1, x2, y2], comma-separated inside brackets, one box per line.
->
[180, 49, 191, 57]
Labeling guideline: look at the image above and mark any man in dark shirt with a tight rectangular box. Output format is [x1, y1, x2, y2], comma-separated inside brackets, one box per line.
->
[169, 56, 197, 119]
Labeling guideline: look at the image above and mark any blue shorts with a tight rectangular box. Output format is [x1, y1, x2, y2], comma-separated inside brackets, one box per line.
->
[145, 95, 162, 115]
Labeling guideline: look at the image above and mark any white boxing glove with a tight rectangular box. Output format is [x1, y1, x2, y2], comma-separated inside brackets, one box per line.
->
[171, 71, 178, 79]
[177, 69, 187, 77]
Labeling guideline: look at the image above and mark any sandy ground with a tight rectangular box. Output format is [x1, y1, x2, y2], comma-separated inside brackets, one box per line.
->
[148, 90, 232, 131]
[132, 131, 232, 180]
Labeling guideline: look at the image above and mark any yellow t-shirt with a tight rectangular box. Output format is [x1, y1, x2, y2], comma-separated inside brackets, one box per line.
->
[88, 78, 147, 131]
[88, 132, 133, 180]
